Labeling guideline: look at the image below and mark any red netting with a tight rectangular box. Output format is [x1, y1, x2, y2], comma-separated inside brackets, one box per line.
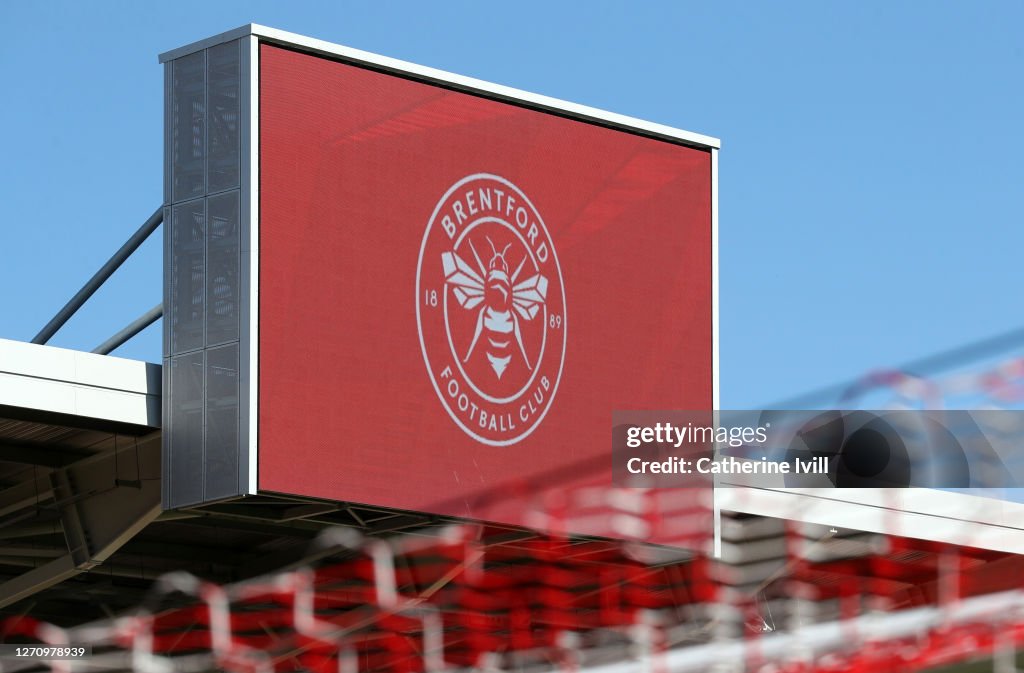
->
[3, 512, 1024, 673]
[5, 354, 1024, 672]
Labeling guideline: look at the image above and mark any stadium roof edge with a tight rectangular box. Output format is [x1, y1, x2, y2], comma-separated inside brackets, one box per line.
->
[0, 338, 160, 431]
[158, 23, 721, 151]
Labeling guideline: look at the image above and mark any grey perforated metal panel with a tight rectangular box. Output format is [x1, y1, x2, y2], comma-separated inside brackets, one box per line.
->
[206, 192, 239, 346]
[164, 37, 251, 509]
[204, 343, 240, 501]
[170, 199, 205, 355]
[167, 352, 204, 505]
[207, 41, 240, 194]
[170, 51, 205, 204]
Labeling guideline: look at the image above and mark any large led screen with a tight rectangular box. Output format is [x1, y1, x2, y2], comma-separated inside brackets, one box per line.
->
[258, 44, 712, 524]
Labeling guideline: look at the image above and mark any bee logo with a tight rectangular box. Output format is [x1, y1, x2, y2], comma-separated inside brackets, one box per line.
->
[441, 235, 548, 379]
[417, 174, 566, 446]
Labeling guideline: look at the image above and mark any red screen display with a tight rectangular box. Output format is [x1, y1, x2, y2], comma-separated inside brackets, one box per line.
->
[258, 44, 712, 527]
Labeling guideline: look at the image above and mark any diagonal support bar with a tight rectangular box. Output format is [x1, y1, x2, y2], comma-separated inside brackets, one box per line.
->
[0, 555, 78, 609]
[32, 207, 164, 345]
[92, 303, 164, 355]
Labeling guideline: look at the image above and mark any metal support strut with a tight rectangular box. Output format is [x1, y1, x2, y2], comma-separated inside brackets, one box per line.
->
[92, 303, 164, 355]
[32, 206, 164, 345]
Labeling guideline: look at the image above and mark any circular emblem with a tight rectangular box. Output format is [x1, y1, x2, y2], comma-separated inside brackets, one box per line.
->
[417, 174, 566, 446]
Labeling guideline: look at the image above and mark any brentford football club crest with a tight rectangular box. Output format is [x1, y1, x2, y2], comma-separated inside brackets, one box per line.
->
[417, 174, 566, 446]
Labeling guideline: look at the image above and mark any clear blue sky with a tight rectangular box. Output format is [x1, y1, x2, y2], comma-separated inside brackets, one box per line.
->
[0, 1, 1020, 408]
